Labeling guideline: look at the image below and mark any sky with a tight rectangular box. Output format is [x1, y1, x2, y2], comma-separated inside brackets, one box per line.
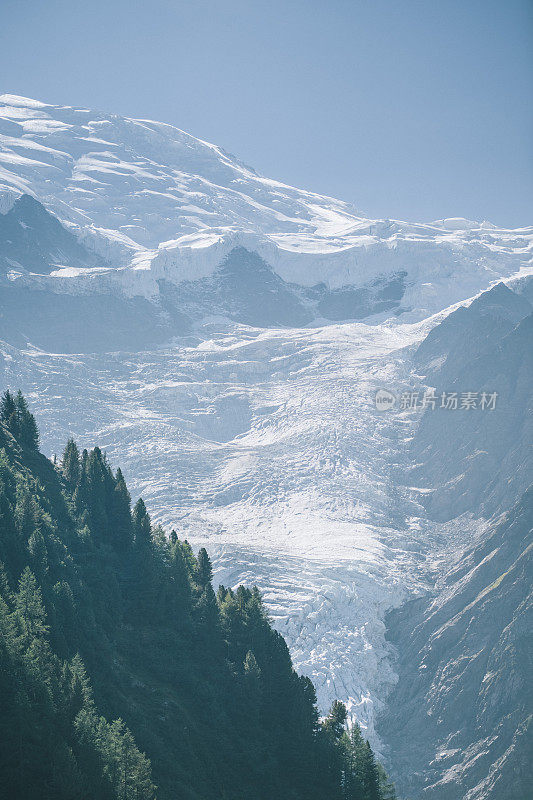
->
[1, 0, 532, 227]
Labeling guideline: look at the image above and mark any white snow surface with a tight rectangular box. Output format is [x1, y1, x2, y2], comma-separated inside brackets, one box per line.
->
[1, 94, 532, 316]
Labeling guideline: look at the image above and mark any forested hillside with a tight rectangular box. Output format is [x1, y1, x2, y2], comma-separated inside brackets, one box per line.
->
[0, 390, 394, 800]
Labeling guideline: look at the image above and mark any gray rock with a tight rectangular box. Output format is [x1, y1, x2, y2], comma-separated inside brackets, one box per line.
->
[379, 488, 533, 800]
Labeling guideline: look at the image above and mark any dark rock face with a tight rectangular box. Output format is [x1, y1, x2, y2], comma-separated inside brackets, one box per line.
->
[161, 247, 407, 327]
[0, 196, 174, 352]
[380, 488, 533, 800]
[409, 284, 533, 521]
[310, 271, 406, 321]
[3, 257, 404, 350]
[414, 282, 532, 385]
[160, 246, 313, 328]
[0, 193, 101, 275]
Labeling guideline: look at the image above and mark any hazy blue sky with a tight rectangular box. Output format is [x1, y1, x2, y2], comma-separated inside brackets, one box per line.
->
[1, 0, 532, 226]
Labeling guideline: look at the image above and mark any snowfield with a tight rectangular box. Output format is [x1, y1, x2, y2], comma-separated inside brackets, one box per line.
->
[1, 94, 532, 316]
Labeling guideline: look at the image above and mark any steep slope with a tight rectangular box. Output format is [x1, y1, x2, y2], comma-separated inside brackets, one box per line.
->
[380, 488, 533, 800]
[374, 281, 533, 799]
[413, 281, 532, 385]
[1, 94, 532, 325]
[0, 194, 410, 346]
[410, 283, 533, 520]
[0, 192, 101, 275]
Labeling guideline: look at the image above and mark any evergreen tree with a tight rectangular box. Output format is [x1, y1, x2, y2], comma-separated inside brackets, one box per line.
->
[0, 390, 16, 422]
[14, 482, 37, 542]
[361, 740, 381, 800]
[0, 390, 39, 449]
[180, 539, 198, 578]
[110, 468, 132, 551]
[196, 547, 213, 588]
[73, 450, 90, 518]
[341, 723, 366, 800]
[132, 498, 151, 547]
[27, 530, 48, 579]
[61, 439, 80, 492]
[0, 389, 18, 438]
[169, 538, 191, 611]
[0, 455, 23, 579]
[324, 700, 348, 743]
[377, 762, 397, 800]
[13, 566, 48, 645]
[85, 447, 110, 537]
[243, 649, 262, 695]
[15, 391, 39, 450]
[129, 498, 155, 620]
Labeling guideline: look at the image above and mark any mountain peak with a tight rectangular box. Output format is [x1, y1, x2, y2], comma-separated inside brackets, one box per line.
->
[0, 95, 532, 318]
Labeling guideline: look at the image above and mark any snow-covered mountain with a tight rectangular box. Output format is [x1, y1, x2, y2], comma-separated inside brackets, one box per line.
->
[1, 94, 532, 796]
[1, 93, 532, 323]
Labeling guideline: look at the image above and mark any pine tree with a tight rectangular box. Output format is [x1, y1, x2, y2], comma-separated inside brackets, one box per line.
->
[196, 547, 213, 588]
[341, 723, 366, 800]
[324, 700, 348, 743]
[0, 456, 23, 578]
[194, 583, 219, 632]
[70, 652, 94, 709]
[85, 447, 110, 537]
[0, 389, 18, 439]
[14, 482, 37, 542]
[169, 538, 191, 611]
[361, 740, 381, 800]
[52, 580, 78, 649]
[377, 762, 396, 800]
[0, 390, 39, 449]
[13, 566, 48, 645]
[180, 539, 198, 578]
[132, 498, 151, 548]
[73, 449, 90, 518]
[110, 468, 132, 551]
[129, 498, 155, 620]
[15, 391, 39, 450]
[243, 649, 262, 695]
[28, 530, 48, 579]
[61, 439, 80, 492]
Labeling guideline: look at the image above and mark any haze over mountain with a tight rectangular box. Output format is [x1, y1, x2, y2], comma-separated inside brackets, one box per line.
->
[0, 94, 532, 799]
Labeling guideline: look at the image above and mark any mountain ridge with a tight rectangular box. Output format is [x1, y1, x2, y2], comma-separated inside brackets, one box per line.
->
[1, 94, 532, 322]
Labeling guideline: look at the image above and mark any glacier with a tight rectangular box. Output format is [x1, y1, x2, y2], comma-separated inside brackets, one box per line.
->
[1, 93, 532, 759]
